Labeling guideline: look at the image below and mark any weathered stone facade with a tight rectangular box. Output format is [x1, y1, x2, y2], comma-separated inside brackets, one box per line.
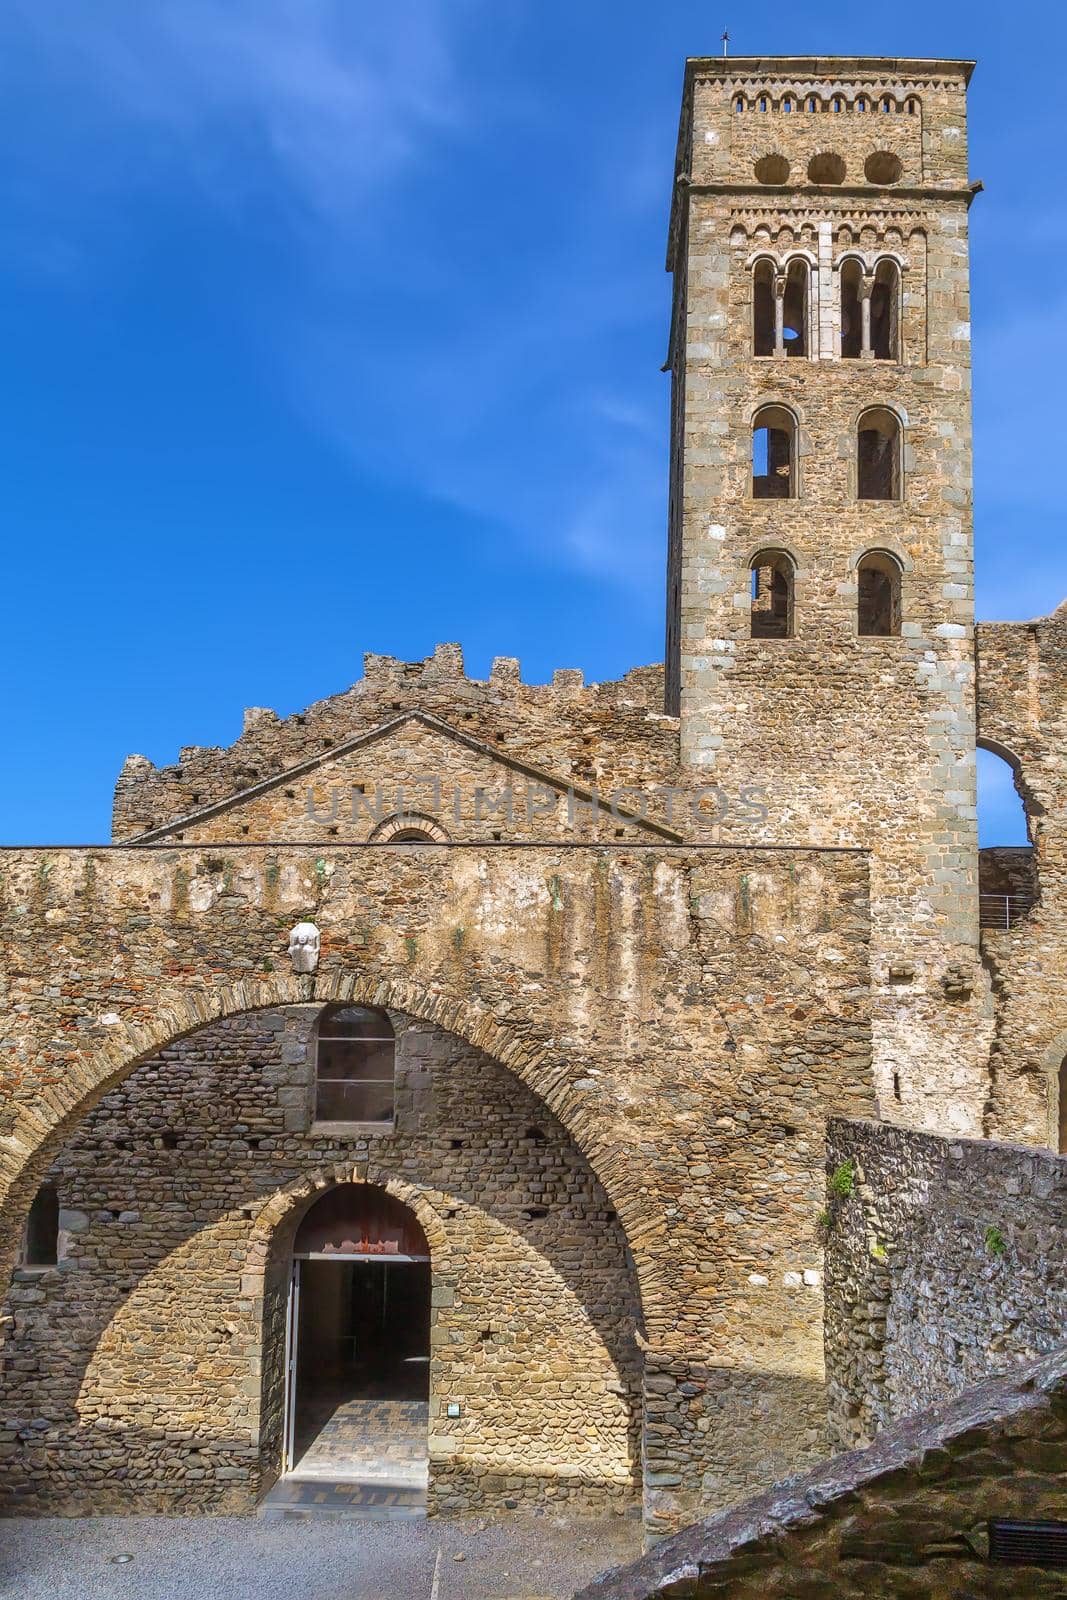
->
[977, 607, 1067, 1147]
[0, 843, 871, 1527]
[0, 51, 1063, 1539]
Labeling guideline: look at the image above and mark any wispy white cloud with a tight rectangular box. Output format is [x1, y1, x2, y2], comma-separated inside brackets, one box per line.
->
[2, 0, 473, 216]
[0, 0, 670, 599]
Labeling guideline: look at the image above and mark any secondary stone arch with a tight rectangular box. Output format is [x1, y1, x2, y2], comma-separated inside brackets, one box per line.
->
[1, 973, 665, 1335]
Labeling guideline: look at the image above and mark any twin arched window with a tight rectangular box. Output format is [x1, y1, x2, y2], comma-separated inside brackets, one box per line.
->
[750, 406, 901, 501]
[753, 256, 900, 361]
[315, 1005, 396, 1126]
[749, 548, 902, 640]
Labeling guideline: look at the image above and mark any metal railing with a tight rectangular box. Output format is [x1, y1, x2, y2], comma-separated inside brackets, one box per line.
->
[979, 893, 1036, 931]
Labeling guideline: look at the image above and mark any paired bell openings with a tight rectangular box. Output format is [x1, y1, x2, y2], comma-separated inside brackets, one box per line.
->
[750, 549, 795, 639]
[840, 258, 900, 360]
[752, 259, 808, 357]
[751, 405, 797, 498]
[314, 1005, 396, 1125]
[857, 407, 902, 500]
[22, 1183, 59, 1266]
[857, 551, 903, 636]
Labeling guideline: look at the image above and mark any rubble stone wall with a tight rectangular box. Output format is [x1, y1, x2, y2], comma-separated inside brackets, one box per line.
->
[823, 1117, 1067, 1451]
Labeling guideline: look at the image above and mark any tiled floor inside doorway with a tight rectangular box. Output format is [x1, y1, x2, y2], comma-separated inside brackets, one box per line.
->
[261, 1397, 429, 1519]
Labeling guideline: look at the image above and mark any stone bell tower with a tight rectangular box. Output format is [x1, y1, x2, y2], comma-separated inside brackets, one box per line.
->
[664, 57, 989, 1132]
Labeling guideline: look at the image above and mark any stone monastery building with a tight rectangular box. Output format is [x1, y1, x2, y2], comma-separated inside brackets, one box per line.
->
[0, 55, 1064, 1542]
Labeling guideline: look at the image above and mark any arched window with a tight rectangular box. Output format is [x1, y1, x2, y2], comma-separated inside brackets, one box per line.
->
[735, 96, 745, 113]
[23, 1184, 59, 1266]
[857, 408, 901, 500]
[750, 549, 795, 638]
[752, 406, 796, 499]
[315, 1006, 396, 1125]
[752, 258, 776, 356]
[856, 551, 902, 635]
[783, 259, 808, 357]
[840, 259, 864, 358]
[870, 259, 900, 359]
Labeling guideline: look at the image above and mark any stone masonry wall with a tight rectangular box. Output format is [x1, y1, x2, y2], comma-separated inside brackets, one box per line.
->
[111, 648, 679, 843]
[0, 841, 875, 1530]
[0, 1009, 642, 1515]
[823, 1116, 1066, 1451]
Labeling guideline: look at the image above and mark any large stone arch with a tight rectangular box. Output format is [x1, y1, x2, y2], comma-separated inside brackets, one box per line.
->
[38, 1028, 644, 1517]
[1, 973, 665, 1333]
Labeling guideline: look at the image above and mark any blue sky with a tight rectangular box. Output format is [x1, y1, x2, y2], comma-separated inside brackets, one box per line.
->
[0, 1, 1056, 844]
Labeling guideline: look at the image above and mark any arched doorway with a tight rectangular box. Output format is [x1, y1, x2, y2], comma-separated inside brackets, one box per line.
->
[281, 1184, 431, 1504]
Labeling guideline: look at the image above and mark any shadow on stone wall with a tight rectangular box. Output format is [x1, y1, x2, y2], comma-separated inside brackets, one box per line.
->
[0, 1008, 643, 1516]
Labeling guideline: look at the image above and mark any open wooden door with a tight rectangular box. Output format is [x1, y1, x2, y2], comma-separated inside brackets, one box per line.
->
[282, 1258, 301, 1476]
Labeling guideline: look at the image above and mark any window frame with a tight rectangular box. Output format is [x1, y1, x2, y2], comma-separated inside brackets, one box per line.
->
[312, 1006, 397, 1132]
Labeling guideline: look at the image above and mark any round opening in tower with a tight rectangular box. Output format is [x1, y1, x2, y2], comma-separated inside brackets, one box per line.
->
[754, 153, 790, 185]
[864, 151, 903, 185]
[807, 152, 846, 185]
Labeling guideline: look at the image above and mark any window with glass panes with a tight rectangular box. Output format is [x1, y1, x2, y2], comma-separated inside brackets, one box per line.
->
[314, 1006, 396, 1124]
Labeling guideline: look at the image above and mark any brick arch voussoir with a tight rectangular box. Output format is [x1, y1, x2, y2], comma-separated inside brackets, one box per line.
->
[2, 968, 664, 1334]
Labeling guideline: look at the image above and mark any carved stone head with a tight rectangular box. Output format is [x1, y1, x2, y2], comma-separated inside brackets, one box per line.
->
[288, 921, 321, 974]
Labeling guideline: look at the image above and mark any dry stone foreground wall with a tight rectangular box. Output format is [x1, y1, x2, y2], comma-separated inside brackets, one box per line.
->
[573, 1347, 1067, 1600]
[823, 1117, 1066, 1451]
[0, 841, 874, 1528]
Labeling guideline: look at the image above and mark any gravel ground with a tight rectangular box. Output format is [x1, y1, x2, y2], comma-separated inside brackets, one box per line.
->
[0, 1510, 642, 1600]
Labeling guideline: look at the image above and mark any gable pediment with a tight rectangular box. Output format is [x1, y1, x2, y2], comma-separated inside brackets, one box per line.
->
[134, 712, 679, 845]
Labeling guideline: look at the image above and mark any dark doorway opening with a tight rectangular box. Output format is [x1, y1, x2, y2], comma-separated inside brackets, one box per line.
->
[293, 1259, 431, 1461]
[282, 1184, 431, 1497]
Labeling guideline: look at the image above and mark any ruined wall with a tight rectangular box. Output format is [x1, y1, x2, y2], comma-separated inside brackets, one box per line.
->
[0, 1009, 642, 1515]
[576, 1347, 1067, 1600]
[0, 841, 874, 1531]
[977, 608, 1067, 1145]
[664, 57, 989, 1136]
[823, 1117, 1066, 1451]
[111, 647, 678, 843]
